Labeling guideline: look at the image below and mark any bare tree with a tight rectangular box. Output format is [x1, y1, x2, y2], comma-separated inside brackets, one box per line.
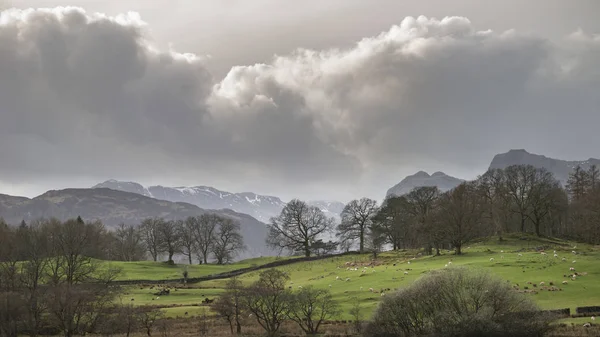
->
[476, 169, 511, 239]
[504, 165, 537, 233]
[139, 218, 164, 262]
[288, 286, 340, 335]
[157, 220, 182, 264]
[242, 269, 291, 337]
[179, 217, 198, 264]
[212, 277, 244, 334]
[566, 165, 589, 201]
[138, 308, 164, 337]
[193, 214, 218, 264]
[404, 187, 441, 255]
[212, 218, 245, 265]
[527, 169, 563, 236]
[267, 199, 334, 257]
[113, 224, 145, 261]
[435, 182, 484, 254]
[373, 196, 413, 250]
[337, 198, 379, 253]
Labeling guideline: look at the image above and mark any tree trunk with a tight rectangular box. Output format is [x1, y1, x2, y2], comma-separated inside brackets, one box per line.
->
[304, 241, 311, 257]
[534, 220, 541, 237]
[359, 231, 364, 253]
[520, 216, 526, 233]
[455, 244, 462, 255]
[188, 254, 192, 265]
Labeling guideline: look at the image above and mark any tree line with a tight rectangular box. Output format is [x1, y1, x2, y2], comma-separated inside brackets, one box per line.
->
[267, 164, 600, 257]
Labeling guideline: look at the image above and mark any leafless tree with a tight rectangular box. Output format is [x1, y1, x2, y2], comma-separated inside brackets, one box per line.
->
[287, 286, 340, 335]
[337, 198, 379, 253]
[138, 308, 164, 337]
[267, 199, 334, 257]
[476, 169, 511, 239]
[139, 218, 164, 262]
[504, 165, 537, 233]
[435, 182, 484, 254]
[179, 217, 198, 264]
[566, 165, 589, 201]
[193, 214, 219, 264]
[212, 218, 245, 265]
[242, 269, 291, 337]
[527, 169, 563, 236]
[373, 196, 414, 250]
[157, 220, 182, 264]
[404, 187, 441, 255]
[113, 223, 145, 261]
[212, 277, 244, 334]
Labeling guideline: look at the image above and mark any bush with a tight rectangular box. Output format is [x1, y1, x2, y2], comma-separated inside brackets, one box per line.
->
[364, 267, 557, 337]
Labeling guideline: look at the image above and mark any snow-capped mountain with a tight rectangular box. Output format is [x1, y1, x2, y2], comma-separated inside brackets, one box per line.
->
[92, 180, 345, 223]
[386, 171, 464, 197]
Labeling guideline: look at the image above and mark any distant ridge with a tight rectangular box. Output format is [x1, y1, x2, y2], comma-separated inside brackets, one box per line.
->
[386, 171, 464, 197]
[489, 149, 600, 185]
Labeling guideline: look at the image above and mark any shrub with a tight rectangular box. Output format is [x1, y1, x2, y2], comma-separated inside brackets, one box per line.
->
[364, 267, 557, 337]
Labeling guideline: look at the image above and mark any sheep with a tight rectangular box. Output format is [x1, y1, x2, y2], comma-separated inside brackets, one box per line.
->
[290, 281, 294, 284]
[329, 284, 332, 287]
[572, 251, 577, 254]
[570, 267, 575, 271]
[445, 264, 448, 268]
[501, 250, 504, 253]
[539, 282, 545, 286]
[448, 261, 452, 265]
[554, 254, 558, 258]
[345, 278, 350, 281]
[592, 316, 596, 321]
[573, 260, 577, 264]
[583, 323, 591, 328]
[518, 253, 523, 257]
[540, 252, 547, 255]
[562, 281, 568, 285]
[298, 286, 302, 289]
[369, 288, 374, 292]
[360, 287, 363, 290]
[380, 292, 385, 297]
[131, 298, 135, 301]
[336, 276, 340, 280]
[407, 261, 411, 264]
[490, 258, 495, 262]
[562, 257, 566, 261]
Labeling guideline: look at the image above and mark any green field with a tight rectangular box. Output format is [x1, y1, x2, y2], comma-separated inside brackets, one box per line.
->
[117, 234, 600, 321]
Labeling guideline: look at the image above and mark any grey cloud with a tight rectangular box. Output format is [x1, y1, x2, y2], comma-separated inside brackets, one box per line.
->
[1, 8, 599, 201]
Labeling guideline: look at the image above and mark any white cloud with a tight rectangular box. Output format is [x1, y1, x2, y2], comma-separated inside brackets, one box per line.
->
[0, 8, 599, 201]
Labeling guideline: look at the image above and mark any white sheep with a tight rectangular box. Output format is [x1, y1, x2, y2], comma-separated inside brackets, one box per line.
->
[501, 250, 504, 253]
[569, 267, 575, 271]
[573, 260, 577, 264]
[298, 286, 302, 289]
[345, 278, 350, 281]
[490, 258, 495, 262]
[518, 253, 523, 257]
[592, 316, 596, 321]
[541, 252, 547, 255]
[336, 276, 340, 280]
[539, 282, 545, 286]
[290, 281, 294, 284]
[380, 292, 385, 297]
[407, 261, 411, 265]
[369, 288, 374, 292]
[448, 261, 452, 265]
[404, 271, 409, 275]
[360, 287, 363, 290]
[572, 251, 577, 254]
[562, 281, 568, 285]
[562, 257, 566, 261]
[554, 254, 558, 258]
[445, 264, 448, 268]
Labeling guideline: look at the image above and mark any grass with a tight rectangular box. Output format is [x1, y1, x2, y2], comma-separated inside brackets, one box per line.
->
[113, 234, 600, 321]
[102, 255, 296, 281]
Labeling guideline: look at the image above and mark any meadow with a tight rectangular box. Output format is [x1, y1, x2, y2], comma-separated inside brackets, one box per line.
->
[118, 234, 600, 322]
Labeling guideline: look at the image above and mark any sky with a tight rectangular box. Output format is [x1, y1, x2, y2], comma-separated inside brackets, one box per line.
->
[1, 0, 599, 203]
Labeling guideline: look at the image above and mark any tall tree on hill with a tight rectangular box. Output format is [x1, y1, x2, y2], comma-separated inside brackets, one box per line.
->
[266, 199, 334, 257]
[139, 218, 164, 262]
[504, 165, 537, 233]
[337, 198, 379, 253]
[476, 169, 511, 239]
[435, 182, 484, 254]
[194, 214, 219, 264]
[373, 196, 414, 250]
[112, 224, 145, 261]
[566, 165, 589, 201]
[212, 218, 245, 264]
[157, 220, 182, 264]
[527, 169, 564, 236]
[404, 187, 441, 255]
[179, 218, 198, 264]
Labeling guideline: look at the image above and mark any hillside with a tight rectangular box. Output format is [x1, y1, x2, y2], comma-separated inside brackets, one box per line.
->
[0, 188, 273, 258]
[122, 234, 600, 322]
[93, 180, 345, 222]
[386, 171, 464, 197]
[489, 149, 600, 185]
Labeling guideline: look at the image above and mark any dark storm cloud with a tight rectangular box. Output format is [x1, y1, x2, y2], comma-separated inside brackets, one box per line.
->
[0, 8, 599, 200]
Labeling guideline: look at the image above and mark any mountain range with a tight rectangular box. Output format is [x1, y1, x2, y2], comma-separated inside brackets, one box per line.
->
[92, 180, 344, 223]
[489, 149, 600, 185]
[0, 188, 273, 259]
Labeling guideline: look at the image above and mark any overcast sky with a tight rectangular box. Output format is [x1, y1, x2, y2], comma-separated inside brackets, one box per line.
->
[1, 0, 599, 203]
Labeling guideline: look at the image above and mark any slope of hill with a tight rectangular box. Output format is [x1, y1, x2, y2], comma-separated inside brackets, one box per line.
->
[386, 171, 464, 197]
[0, 188, 273, 258]
[489, 149, 600, 185]
[93, 180, 344, 222]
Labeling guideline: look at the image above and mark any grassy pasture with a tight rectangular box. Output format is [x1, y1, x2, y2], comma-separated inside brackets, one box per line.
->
[117, 234, 600, 321]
